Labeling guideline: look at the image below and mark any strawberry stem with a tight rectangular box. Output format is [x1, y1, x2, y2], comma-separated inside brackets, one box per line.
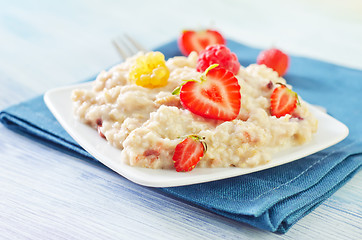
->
[172, 86, 181, 95]
[204, 64, 219, 74]
[201, 64, 219, 82]
[172, 79, 197, 95]
[296, 92, 301, 106]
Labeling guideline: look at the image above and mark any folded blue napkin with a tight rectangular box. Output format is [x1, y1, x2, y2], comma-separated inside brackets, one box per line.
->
[1, 39, 361, 233]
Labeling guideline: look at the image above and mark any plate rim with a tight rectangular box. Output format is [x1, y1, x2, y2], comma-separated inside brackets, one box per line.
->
[44, 82, 349, 187]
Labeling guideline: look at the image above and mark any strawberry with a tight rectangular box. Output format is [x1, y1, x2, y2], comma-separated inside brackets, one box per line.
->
[197, 44, 240, 75]
[96, 118, 106, 139]
[270, 84, 298, 117]
[178, 29, 225, 56]
[257, 48, 289, 76]
[173, 135, 206, 172]
[173, 65, 241, 121]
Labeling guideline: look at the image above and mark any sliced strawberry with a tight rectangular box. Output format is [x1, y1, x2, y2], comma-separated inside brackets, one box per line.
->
[178, 29, 225, 56]
[270, 84, 298, 117]
[257, 48, 289, 76]
[173, 135, 206, 172]
[177, 65, 241, 121]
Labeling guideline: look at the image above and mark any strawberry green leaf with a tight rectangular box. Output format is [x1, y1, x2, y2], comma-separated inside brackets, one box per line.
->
[172, 86, 181, 95]
[200, 64, 219, 82]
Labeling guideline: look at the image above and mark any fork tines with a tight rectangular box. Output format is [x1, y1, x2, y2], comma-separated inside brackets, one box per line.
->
[112, 34, 147, 60]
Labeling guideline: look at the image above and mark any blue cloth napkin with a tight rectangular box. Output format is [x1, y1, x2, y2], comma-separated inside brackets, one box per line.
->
[1, 40, 361, 233]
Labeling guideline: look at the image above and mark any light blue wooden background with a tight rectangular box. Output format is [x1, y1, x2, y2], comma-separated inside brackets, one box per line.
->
[1, 0, 361, 239]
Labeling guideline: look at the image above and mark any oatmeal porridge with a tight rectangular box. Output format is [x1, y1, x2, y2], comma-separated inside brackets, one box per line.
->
[71, 49, 318, 170]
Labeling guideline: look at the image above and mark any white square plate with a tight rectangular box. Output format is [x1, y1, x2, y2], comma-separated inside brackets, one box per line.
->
[44, 82, 349, 187]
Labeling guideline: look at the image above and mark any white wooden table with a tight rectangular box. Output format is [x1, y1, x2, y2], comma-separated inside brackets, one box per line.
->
[1, 1, 361, 239]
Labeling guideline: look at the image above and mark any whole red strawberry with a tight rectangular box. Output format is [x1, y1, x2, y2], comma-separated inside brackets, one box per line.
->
[196, 44, 240, 75]
[270, 84, 298, 117]
[257, 48, 289, 76]
[178, 29, 225, 56]
[173, 135, 206, 172]
[173, 64, 241, 121]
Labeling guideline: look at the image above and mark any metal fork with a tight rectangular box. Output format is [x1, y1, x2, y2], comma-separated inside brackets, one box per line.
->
[112, 34, 147, 60]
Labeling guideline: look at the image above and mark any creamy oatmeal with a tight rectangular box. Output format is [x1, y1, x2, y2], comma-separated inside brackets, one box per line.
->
[72, 51, 318, 169]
